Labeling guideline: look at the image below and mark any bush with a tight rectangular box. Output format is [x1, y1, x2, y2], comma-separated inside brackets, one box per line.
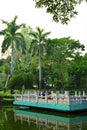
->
[0, 81, 4, 90]
[8, 72, 33, 90]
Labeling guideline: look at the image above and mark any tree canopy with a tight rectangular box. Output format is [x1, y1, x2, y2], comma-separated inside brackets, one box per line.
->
[44, 37, 85, 89]
[0, 23, 87, 91]
[33, 0, 87, 24]
[0, 16, 26, 75]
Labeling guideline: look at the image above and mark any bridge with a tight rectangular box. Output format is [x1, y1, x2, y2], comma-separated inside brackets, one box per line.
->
[13, 91, 87, 111]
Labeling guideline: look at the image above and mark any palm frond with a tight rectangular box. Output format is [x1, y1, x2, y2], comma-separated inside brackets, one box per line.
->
[15, 33, 26, 47]
[29, 39, 38, 55]
[13, 16, 18, 23]
[36, 27, 44, 34]
[14, 33, 26, 54]
[29, 32, 38, 39]
[43, 32, 51, 37]
[15, 32, 25, 39]
[0, 29, 7, 35]
[1, 19, 9, 26]
[1, 38, 11, 53]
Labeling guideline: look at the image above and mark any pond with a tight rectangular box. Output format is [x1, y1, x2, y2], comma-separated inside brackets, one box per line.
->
[0, 105, 87, 130]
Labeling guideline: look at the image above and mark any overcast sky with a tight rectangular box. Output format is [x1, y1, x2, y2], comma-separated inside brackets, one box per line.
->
[0, 0, 87, 58]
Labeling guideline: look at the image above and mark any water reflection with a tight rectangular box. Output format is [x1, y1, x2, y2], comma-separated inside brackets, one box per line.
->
[13, 109, 87, 130]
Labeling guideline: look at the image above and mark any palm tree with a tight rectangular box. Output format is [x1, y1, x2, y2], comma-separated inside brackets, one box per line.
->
[0, 16, 26, 76]
[29, 27, 51, 90]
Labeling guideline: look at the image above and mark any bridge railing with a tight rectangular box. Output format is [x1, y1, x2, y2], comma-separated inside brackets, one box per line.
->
[14, 91, 87, 105]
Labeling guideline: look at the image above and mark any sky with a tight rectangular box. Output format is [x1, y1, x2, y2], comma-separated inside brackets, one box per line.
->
[0, 0, 87, 58]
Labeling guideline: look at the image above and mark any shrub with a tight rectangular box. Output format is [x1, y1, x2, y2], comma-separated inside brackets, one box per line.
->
[8, 72, 33, 91]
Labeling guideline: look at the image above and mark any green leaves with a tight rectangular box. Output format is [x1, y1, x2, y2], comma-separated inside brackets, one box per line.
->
[33, 0, 85, 24]
[29, 27, 50, 57]
[0, 16, 26, 54]
[45, 37, 85, 89]
[0, 16, 26, 75]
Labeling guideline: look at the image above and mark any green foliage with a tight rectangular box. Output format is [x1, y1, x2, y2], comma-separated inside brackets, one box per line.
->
[13, 26, 34, 76]
[0, 58, 10, 76]
[0, 21, 87, 91]
[0, 16, 26, 75]
[29, 27, 51, 56]
[33, 0, 87, 24]
[8, 72, 33, 90]
[44, 37, 85, 89]
[0, 16, 26, 53]
[46, 37, 85, 59]
[0, 81, 4, 90]
[69, 53, 87, 88]
[29, 27, 51, 89]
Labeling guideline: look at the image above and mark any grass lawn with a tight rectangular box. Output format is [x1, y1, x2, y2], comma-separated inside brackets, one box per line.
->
[0, 90, 14, 101]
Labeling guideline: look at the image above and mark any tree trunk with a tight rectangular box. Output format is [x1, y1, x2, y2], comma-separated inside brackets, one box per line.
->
[11, 45, 14, 76]
[39, 48, 42, 90]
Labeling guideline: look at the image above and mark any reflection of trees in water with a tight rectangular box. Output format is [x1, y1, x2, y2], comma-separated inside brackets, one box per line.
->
[1, 107, 87, 130]
[0, 108, 14, 130]
[0, 110, 7, 128]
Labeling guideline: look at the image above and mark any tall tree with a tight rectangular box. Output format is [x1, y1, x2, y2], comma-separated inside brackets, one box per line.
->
[29, 27, 51, 90]
[46, 37, 85, 90]
[33, 0, 87, 24]
[69, 53, 87, 88]
[0, 16, 26, 76]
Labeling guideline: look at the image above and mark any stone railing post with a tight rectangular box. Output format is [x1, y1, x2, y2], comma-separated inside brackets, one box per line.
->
[56, 91, 59, 104]
[79, 91, 82, 104]
[21, 92, 23, 101]
[28, 91, 30, 102]
[75, 91, 78, 103]
[83, 91, 85, 96]
[36, 91, 38, 102]
[79, 91, 81, 96]
[45, 91, 48, 103]
[75, 91, 77, 96]
[65, 91, 70, 105]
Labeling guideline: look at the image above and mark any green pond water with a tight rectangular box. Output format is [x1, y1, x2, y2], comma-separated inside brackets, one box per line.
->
[0, 105, 87, 130]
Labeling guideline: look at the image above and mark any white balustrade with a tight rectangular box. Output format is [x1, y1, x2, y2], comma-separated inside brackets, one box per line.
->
[14, 90, 87, 106]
